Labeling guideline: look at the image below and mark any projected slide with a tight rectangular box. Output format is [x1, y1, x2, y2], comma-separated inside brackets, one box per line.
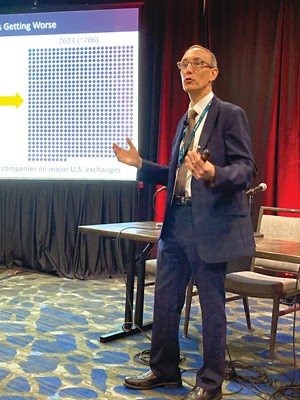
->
[0, 8, 139, 180]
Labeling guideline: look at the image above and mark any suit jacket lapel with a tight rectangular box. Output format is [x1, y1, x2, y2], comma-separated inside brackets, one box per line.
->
[171, 112, 187, 165]
[197, 96, 219, 151]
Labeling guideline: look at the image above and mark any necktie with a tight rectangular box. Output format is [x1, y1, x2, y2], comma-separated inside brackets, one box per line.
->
[175, 109, 198, 196]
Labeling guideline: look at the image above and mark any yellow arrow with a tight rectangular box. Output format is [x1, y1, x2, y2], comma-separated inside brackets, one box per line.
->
[0, 93, 24, 109]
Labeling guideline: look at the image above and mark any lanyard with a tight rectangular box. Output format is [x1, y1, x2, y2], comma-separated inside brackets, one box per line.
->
[178, 99, 212, 166]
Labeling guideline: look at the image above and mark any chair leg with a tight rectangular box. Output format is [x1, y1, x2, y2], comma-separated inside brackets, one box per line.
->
[242, 297, 252, 330]
[183, 279, 194, 338]
[269, 296, 280, 359]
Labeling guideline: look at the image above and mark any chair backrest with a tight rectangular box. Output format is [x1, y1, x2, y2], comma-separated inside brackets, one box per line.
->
[253, 206, 300, 275]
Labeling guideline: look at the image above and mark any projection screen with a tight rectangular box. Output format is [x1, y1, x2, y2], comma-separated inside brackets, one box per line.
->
[0, 7, 139, 180]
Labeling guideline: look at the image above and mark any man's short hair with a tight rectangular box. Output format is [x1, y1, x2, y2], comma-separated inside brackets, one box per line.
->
[187, 45, 218, 68]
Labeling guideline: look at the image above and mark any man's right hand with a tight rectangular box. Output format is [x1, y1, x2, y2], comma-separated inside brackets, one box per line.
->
[112, 137, 142, 169]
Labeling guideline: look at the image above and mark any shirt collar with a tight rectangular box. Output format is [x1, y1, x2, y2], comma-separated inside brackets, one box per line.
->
[189, 91, 214, 117]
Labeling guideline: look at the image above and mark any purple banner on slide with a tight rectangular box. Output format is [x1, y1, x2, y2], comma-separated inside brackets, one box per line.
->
[0, 8, 139, 37]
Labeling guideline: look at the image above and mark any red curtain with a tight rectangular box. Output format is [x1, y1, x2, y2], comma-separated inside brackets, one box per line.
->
[151, 0, 300, 221]
[277, 0, 300, 207]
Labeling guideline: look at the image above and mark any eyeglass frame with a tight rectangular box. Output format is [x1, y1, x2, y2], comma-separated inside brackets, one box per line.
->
[177, 59, 215, 70]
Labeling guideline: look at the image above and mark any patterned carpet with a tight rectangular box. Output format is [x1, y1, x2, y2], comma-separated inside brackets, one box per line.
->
[0, 265, 299, 400]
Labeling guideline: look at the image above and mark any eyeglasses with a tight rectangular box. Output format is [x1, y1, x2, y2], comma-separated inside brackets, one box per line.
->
[177, 59, 213, 70]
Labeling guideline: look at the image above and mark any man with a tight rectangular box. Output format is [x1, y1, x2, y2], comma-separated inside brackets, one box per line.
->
[112, 45, 256, 400]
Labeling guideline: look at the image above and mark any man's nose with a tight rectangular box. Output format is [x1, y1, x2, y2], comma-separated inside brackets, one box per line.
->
[183, 62, 194, 73]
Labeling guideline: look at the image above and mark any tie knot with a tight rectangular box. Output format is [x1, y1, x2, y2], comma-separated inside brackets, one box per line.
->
[188, 109, 198, 121]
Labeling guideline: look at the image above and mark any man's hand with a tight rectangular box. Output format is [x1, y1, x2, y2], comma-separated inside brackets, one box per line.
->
[185, 150, 215, 181]
[112, 137, 142, 169]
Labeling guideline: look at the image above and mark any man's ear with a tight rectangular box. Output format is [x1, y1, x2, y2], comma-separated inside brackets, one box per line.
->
[210, 68, 219, 82]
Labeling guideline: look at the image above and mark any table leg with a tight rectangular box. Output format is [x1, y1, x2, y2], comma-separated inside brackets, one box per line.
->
[134, 243, 154, 327]
[100, 241, 154, 342]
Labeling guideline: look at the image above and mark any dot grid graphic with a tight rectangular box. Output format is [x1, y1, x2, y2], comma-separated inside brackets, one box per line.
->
[28, 46, 135, 162]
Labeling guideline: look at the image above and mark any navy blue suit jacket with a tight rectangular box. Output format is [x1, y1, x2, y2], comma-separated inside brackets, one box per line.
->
[138, 96, 257, 263]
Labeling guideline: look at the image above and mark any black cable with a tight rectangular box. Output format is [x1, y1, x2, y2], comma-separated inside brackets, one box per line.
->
[272, 271, 300, 399]
[152, 185, 167, 220]
[222, 263, 300, 399]
[133, 349, 151, 365]
[134, 349, 186, 367]
[268, 267, 300, 399]
[226, 360, 272, 385]
[114, 225, 160, 342]
[0, 268, 30, 281]
[115, 188, 165, 339]
[113, 187, 166, 358]
[269, 384, 300, 399]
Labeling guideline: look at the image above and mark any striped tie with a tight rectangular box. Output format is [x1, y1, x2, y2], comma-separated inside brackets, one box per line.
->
[175, 109, 198, 196]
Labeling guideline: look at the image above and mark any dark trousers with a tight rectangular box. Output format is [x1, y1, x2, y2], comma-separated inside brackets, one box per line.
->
[149, 204, 227, 391]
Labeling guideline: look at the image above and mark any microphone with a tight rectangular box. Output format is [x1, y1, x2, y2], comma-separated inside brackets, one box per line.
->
[246, 182, 267, 195]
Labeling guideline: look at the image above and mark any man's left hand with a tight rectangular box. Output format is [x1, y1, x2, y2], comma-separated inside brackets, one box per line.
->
[185, 150, 215, 181]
